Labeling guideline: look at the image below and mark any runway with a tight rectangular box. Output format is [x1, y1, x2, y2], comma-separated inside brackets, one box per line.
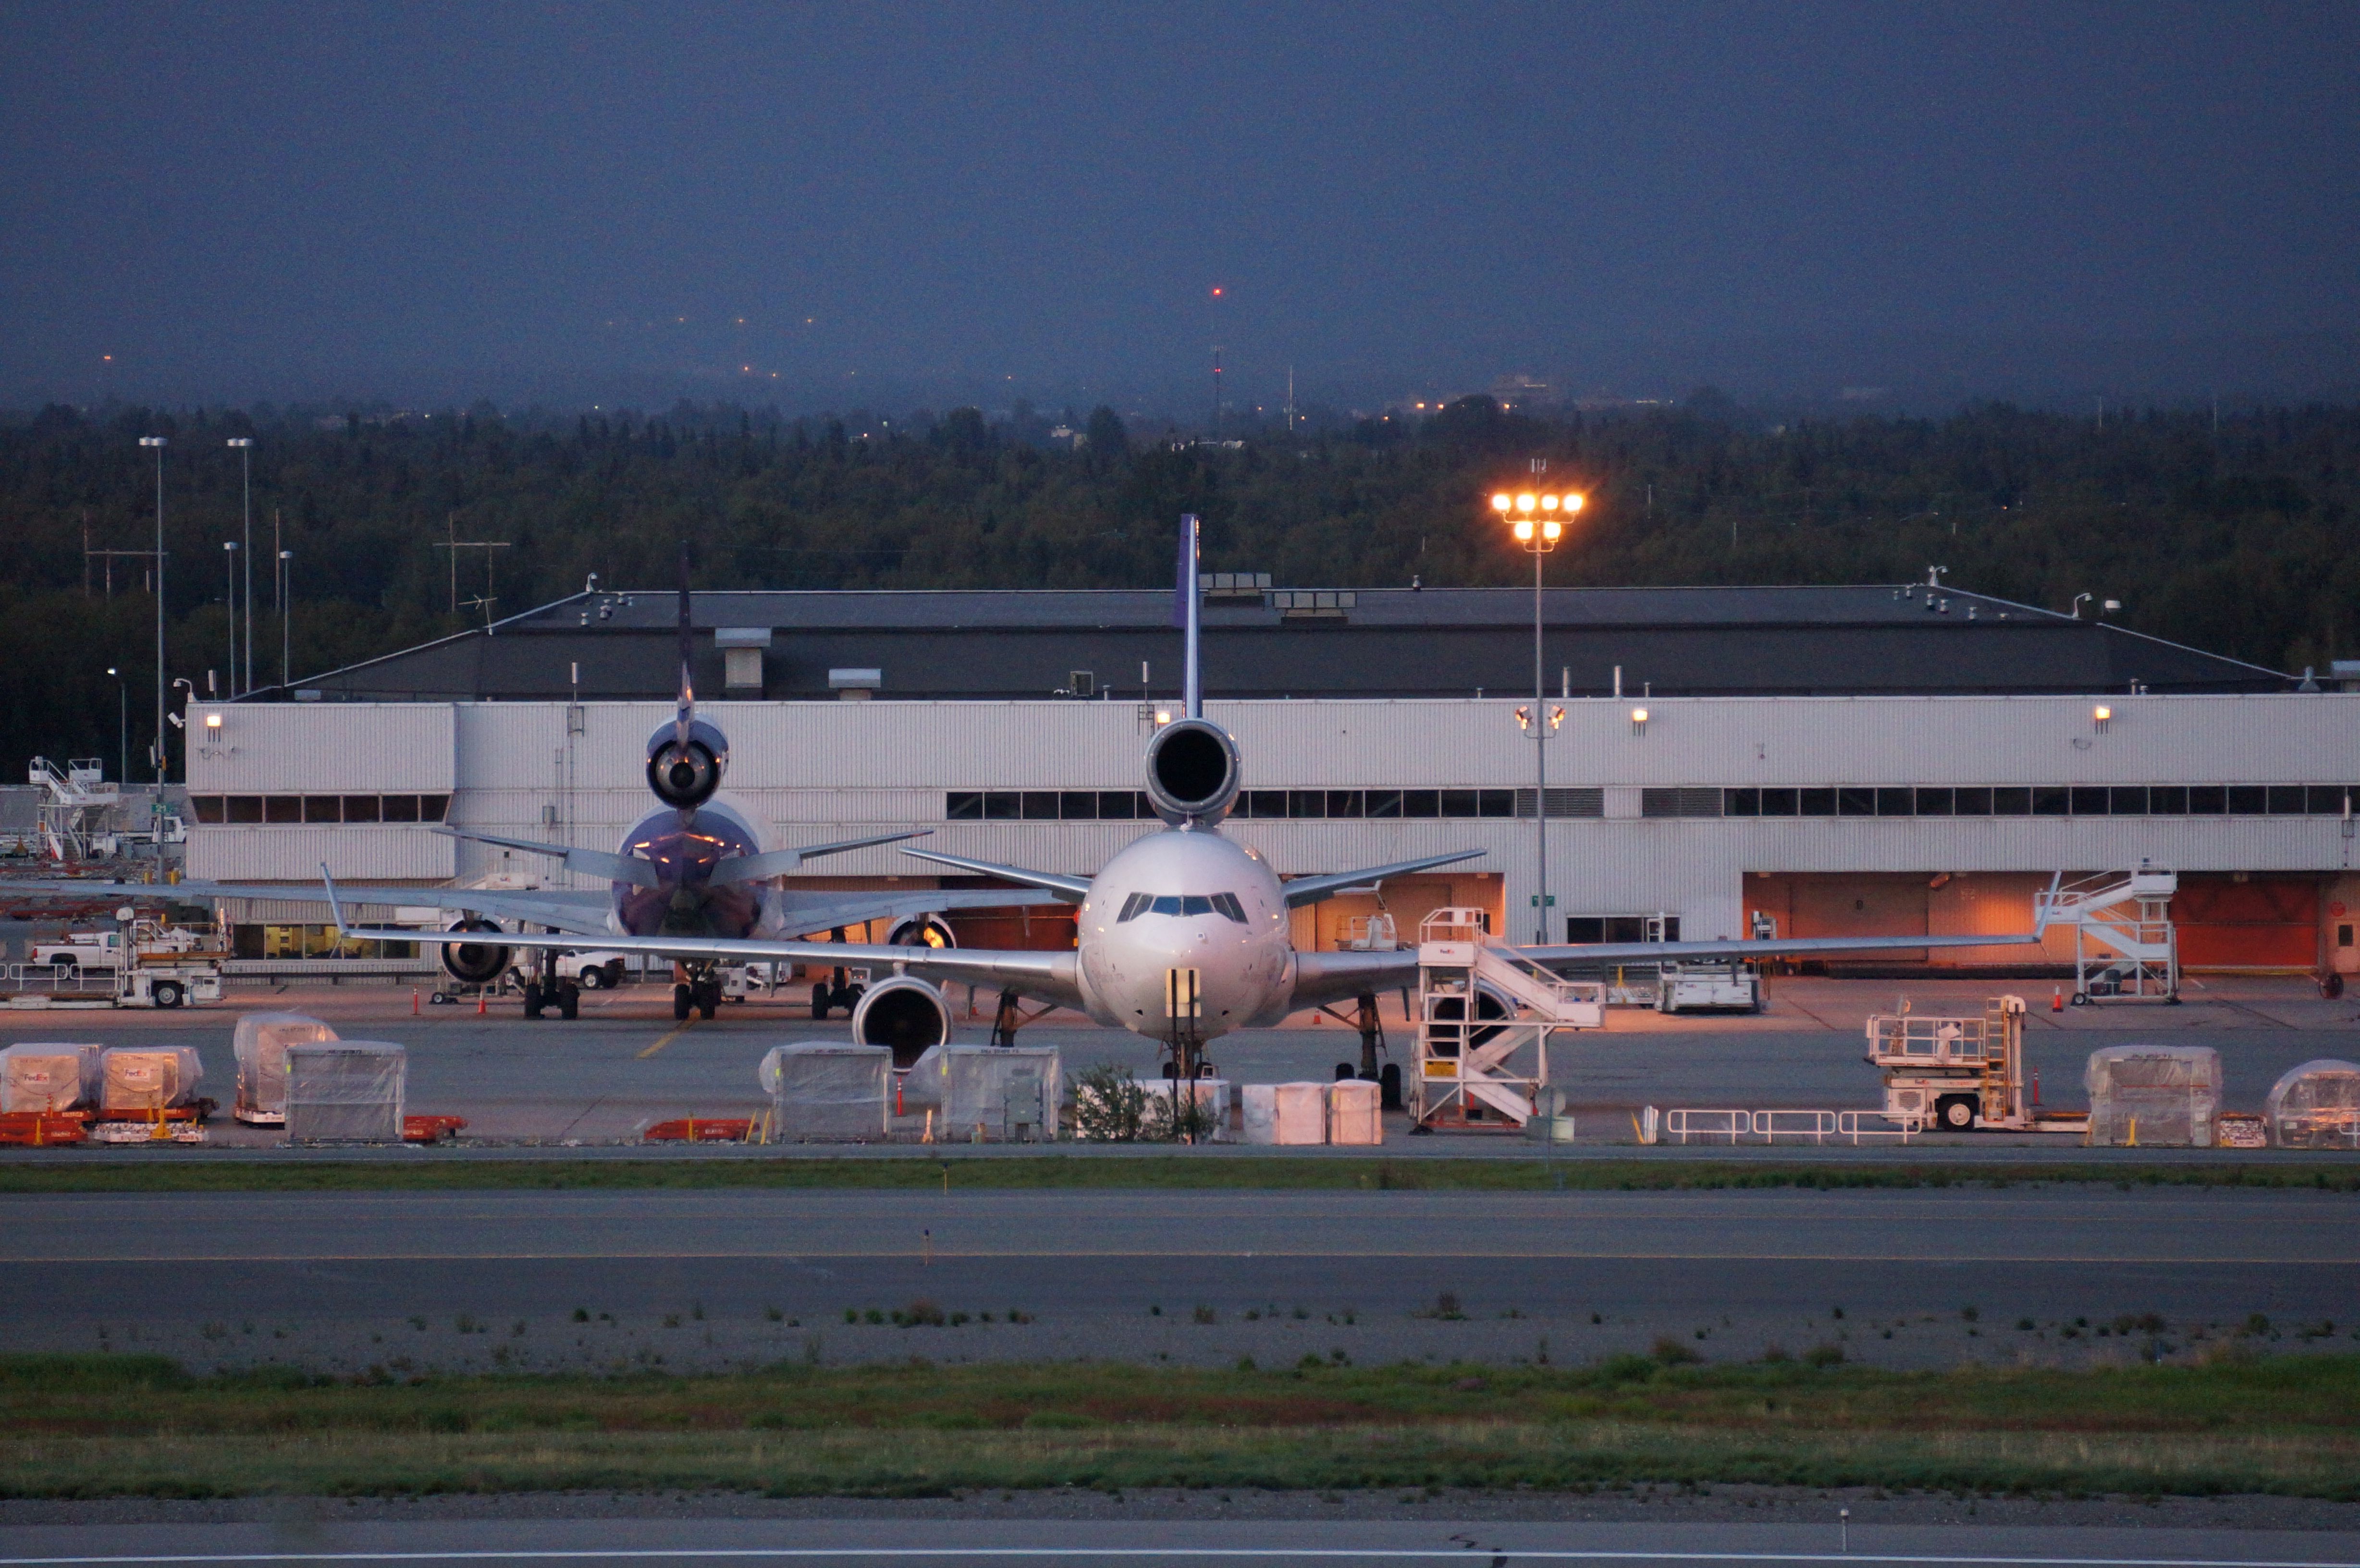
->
[5, 1513, 2360, 1568]
[11, 1186, 2355, 1373]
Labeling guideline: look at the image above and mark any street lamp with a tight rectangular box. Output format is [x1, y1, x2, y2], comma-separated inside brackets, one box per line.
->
[137, 436, 166, 787]
[105, 667, 126, 784]
[223, 541, 239, 694]
[227, 438, 252, 694]
[1491, 484, 1586, 942]
[279, 549, 294, 688]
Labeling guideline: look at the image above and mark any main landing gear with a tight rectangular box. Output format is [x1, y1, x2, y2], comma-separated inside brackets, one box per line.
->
[521, 976, 580, 1020]
[673, 969, 721, 1021]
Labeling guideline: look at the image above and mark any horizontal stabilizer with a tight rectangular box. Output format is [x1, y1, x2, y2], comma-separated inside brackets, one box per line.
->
[898, 846, 1093, 900]
[433, 827, 659, 888]
[708, 829, 932, 886]
[1281, 849, 1486, 908]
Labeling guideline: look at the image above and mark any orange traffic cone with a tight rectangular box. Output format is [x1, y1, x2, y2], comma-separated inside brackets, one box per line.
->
[2052, 987, 2063, 1013]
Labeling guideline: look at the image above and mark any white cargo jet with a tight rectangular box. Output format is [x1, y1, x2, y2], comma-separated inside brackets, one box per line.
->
[323, 517, 2043, 1067]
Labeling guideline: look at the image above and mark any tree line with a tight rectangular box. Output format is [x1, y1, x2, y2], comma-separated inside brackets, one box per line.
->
[2, 394, 2356, 779]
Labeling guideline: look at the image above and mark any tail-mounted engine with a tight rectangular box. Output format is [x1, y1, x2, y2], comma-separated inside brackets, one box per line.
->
[850, 975, 952, 1070]
[645, 718, 729, 810]
[440, 918, 511, 986]
[1143, 718, 1241, 825]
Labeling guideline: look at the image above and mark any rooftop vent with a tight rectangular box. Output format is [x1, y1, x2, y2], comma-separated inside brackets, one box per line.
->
[1271, 589, 1355, 619]
[1200, 572, 1271, 601]
[829, 667, 881, 701]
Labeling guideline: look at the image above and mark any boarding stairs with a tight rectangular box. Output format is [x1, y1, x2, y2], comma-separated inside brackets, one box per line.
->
[28, 757, 119, 862]
[1411, 907, 1602, 1131]
[2035, 862, 2179, 1003]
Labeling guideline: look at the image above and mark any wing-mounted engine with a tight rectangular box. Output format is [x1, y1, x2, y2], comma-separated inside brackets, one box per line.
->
[645, 717, 729, 810]
[850, 975, 952, 1070]
[1427, 978, 1515, 1051]
[1143, 718, 1241, 826]
[886, 915, 957, 949]
[440, 917, 511, 985]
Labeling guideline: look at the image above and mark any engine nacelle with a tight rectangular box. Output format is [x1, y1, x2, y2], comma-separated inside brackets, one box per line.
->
[1426, 979, 1515, 1052]
[644, 717, 729, 810]
[1143, 717, 1241, 825]
[850, 975, 952, 1070]
[440, 918, 511, 986]
[885, 914, 957, 950]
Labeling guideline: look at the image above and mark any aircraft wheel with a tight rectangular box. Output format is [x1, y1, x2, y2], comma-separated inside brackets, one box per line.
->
[558, 982, 580, 1021]
[811, 984, 831, 1020]
[672, 983, 692, 1022]
[523, 981, 545, 1020]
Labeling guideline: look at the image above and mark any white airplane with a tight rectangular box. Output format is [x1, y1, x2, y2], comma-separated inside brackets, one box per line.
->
[327, 517, 2044, 1068]
[15, 553, 1055, 1022]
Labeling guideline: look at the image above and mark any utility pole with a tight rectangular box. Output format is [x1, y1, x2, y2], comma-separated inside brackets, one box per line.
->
[228, 438, 253, 694]
[138, 437, 167, 786]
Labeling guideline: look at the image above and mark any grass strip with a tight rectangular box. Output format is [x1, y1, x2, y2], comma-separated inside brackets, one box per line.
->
[4, 1353, 2356, 1500]
[0, 1156, 2356, 1195]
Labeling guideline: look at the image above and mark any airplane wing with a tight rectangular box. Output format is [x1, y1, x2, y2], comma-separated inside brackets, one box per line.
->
[1518, 932, 2046, 964]
[1280, 850, 1486, 908]
[896, 847, 1093, 900]
[320, 870, 1084, 1007]
[0, 876, 618, 937]
[1288, 949, 1422, 1010]
[769, 885, 1062, 933]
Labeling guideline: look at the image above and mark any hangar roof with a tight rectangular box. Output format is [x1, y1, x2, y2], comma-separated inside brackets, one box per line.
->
[271, 583, 2290, 703]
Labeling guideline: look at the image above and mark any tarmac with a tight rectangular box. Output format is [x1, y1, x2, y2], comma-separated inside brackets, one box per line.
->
[3, 973, 2357, 1148]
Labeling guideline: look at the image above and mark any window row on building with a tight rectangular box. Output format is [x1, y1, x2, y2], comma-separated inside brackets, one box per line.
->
[946, 788, 1602, 821]
[947, 784, 2358, 824]
[189, 794, 455, 826]
[1711, 784, 2357, 820]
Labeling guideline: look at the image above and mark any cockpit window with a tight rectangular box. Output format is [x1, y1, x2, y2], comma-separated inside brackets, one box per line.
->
[1117, 891, 1249, 924]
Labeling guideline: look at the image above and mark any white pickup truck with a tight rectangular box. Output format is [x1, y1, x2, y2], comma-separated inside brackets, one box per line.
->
[30, 925, 204, 971]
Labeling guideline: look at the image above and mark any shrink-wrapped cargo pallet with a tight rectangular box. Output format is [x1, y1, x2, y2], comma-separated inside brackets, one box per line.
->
[285, 1041, 406, 1144]
[2085, 1044, 2221, 1147]
[100, 1046, 204, 1115]
[0, 1042, 102, 1113]
[2264, 1058, 2360, 1149]
[1241, 1082, 1328, 1145]
[1327, 1078, 1383, 1145]
[759, 1042, 889, 1141]
[234, 1012, 339, 1125]
[907, 1044, 1059, 1142]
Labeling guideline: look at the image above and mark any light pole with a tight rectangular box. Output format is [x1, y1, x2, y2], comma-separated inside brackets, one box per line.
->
[279, 549, 294, 687]
[1491, 484, 1585, 943]
[227, 438, 253, 693]
[137, 436, 167, 786]
[105, 667, 125, 784]
[223, 541, 239, 693]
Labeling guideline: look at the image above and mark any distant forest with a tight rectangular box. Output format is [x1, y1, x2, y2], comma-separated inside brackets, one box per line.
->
[4, 394, 2358, 779]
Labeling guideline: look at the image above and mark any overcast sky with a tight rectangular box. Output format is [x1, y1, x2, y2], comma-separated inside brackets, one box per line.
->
[4, 1, 2355, 412]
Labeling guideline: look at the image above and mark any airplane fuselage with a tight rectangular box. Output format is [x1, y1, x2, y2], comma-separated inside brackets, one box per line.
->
[1072, 826, 1296, 1040]
[611, 798, 764, 941]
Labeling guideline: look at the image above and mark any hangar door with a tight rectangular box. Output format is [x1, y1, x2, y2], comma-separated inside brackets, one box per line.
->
[2171, 877, 2319, 970]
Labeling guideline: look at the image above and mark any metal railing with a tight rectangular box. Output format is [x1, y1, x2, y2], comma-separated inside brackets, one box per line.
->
[1663, 1106, 1920, 1145]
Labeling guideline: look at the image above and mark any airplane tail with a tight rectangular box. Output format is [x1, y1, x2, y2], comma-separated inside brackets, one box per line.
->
[1176, 513, 1202, 720]
[674, 541, 695, 751]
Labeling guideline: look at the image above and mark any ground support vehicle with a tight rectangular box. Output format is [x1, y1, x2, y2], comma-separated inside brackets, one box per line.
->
[1863, 994, 2086, 1133]
[1656, 962, 1762, 1013]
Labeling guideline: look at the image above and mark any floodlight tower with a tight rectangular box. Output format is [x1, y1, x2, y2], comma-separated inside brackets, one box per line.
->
[1490, 480, 1586, 943]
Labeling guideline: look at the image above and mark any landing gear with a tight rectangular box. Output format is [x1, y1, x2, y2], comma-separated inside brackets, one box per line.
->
[556, 980, 580, 1021]
[696, 977, 719, 1020]
[673, 982, 692, 1022]
[524, 980, 546, 1020]
[811, 983, 831, 1020]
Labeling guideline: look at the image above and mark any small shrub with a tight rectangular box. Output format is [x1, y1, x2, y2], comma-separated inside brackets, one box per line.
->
[571, 1308, 589, 1323]
[765, 1306, 784, 1323]
[1073, 1062, 1148, 1141]
[1651, 1335, 1701, 1366]
[1192, 1305, 1217, 1325]
[1804, 1342, 1845, 1368]
[897, 1299, 946, 1327]
[1961, 1306, 1979, 1323]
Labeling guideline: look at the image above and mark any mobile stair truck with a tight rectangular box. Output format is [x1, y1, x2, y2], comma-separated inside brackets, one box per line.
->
[1862, 995, 2086, 1134]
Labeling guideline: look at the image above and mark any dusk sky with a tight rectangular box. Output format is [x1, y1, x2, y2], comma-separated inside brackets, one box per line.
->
[5, 1, 2356, 412]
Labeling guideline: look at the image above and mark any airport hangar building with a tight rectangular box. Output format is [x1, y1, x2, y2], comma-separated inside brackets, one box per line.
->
[187, 580, 2360, 979]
